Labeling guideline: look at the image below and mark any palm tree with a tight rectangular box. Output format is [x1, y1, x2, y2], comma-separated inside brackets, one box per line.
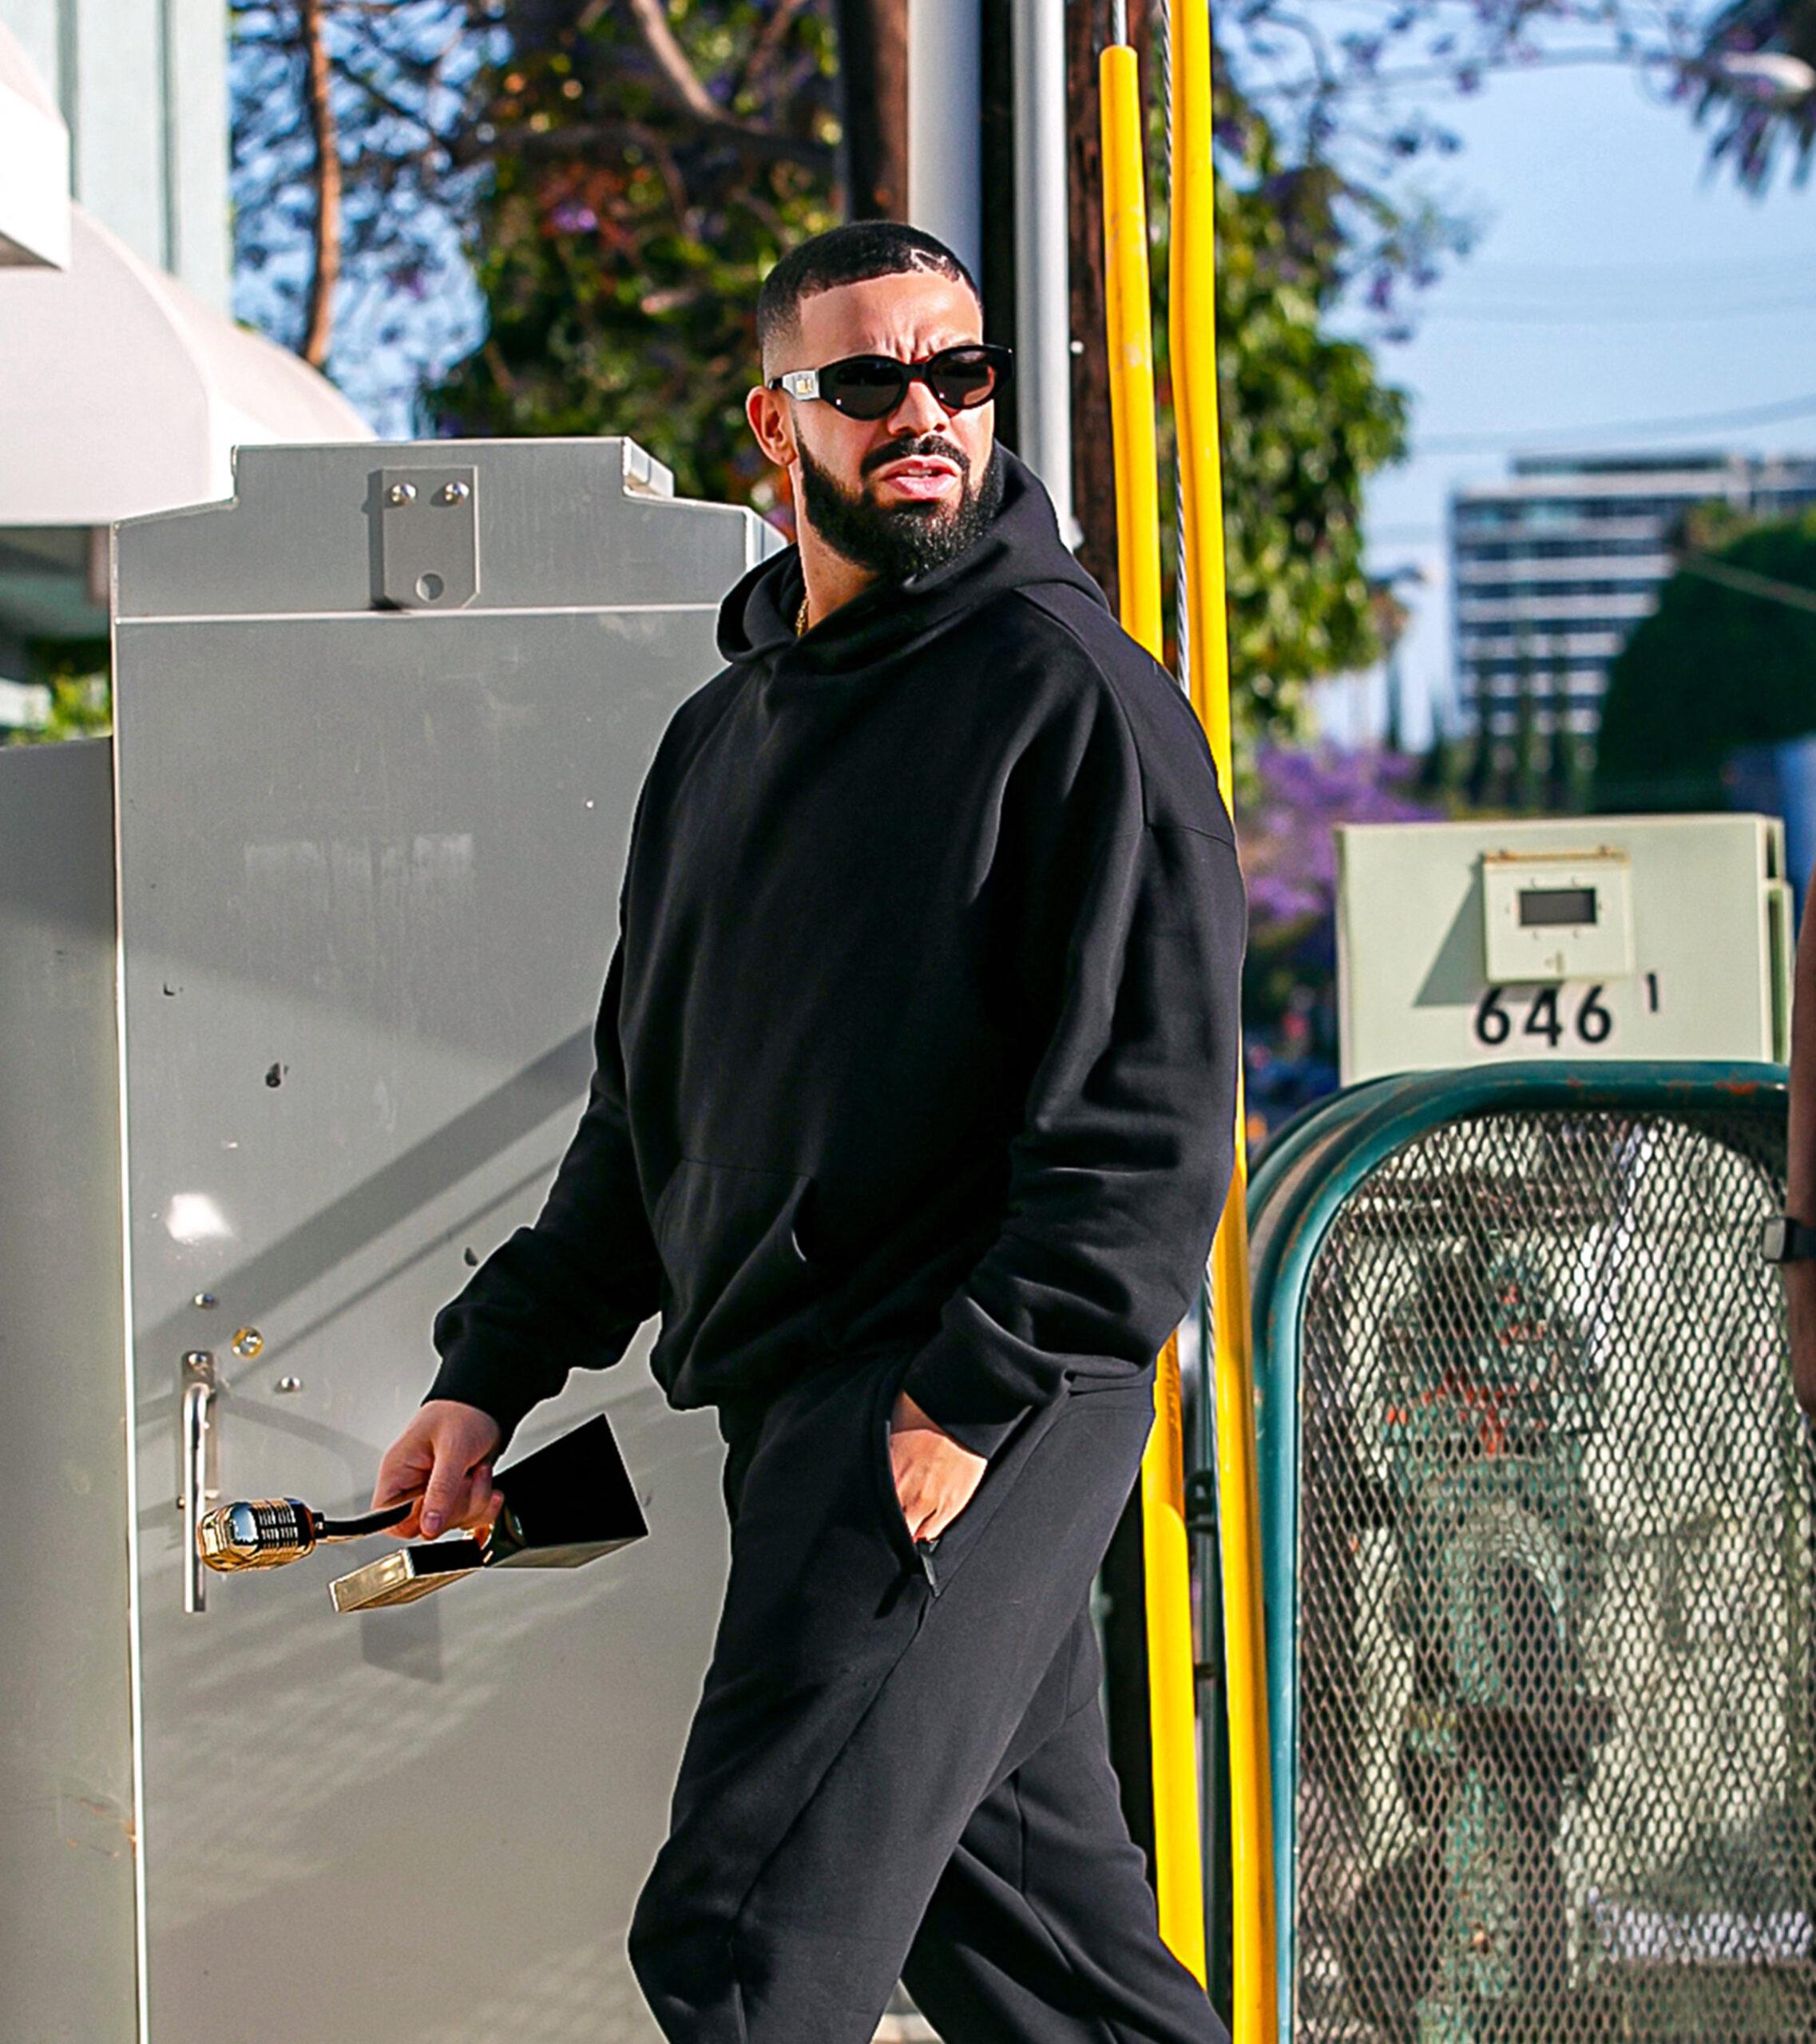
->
[1693, 2, 1816, 188]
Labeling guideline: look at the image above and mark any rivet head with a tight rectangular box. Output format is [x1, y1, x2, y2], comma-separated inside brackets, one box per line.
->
[192, 1292, 217, 1309]
[387, 481, 417, 505]
[274, 1374, 303, 1394]
[437, 480, 470, 505]
[231, 1326, 264, 1358]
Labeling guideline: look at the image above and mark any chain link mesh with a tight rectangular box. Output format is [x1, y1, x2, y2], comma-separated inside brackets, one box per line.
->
[1291, 1106, 1816, 2043]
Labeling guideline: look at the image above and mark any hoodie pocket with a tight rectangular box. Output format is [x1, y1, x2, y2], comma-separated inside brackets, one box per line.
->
[649, 1156, 828, 1373]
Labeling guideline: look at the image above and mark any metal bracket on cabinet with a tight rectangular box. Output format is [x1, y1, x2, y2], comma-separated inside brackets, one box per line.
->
[371, 467, 479, 611]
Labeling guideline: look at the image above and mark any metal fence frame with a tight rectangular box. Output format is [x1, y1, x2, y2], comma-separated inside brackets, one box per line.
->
[1249, 1059, 1795, 2038]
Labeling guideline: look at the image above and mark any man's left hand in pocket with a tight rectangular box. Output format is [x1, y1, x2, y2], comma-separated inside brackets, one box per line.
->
[886, 1390, 987, 1541]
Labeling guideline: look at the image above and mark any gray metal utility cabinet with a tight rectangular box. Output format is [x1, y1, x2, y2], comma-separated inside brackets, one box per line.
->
[0, 438, 783, 2044]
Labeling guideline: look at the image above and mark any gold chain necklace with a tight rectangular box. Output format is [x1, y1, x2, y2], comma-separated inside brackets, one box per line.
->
[795, 590, 810, 636]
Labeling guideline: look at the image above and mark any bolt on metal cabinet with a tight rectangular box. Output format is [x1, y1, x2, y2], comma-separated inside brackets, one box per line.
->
[1, 438, 783, 2043]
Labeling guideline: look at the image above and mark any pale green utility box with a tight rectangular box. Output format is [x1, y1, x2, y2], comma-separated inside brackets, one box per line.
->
[1335, 813, 1793, 1084]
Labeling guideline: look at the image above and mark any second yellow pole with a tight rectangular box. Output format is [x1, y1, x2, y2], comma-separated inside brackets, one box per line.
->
[1167, 5, 1279, 2042]
[1100, 34, 1209, 1987]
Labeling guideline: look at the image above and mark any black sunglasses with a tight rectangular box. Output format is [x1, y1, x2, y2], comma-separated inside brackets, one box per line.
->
[767, 343, 1013, 421]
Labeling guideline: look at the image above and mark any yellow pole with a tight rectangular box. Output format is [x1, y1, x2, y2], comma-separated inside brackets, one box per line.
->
[1168, 4, 1279, 2041]
[1100, 35, 1208, 1985]
[1102, 42, 1164, 657]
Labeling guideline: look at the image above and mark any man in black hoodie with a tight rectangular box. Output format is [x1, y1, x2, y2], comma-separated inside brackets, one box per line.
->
[373, 222, 1242, 2043]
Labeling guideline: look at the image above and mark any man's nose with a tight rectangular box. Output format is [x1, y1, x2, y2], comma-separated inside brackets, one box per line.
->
[882, 373, 953, 438]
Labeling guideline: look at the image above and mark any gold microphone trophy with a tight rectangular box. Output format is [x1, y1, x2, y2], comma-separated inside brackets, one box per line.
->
[196, 1412, 648, 1612]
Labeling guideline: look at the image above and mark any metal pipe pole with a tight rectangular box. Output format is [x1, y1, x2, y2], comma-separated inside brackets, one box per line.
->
[1098, 5, 1206, 1983]
[1165, 2, 1279, 2038]
[906, 0, 982, 284]
[1012, 0, 1080, 546]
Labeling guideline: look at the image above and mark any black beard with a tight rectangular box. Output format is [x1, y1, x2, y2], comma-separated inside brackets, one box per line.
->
[795, 435, 1005, 584]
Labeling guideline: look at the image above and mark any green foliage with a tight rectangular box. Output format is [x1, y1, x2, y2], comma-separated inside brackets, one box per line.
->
[1213, 169, 1409, 735]
[1, 640, 111, 747]
[1593, 509, 1816, 812]
[432, 2, 1406, 742]
[428, 5, 841, 513]
[1692, 0, 1816, 192]
[1147, 75, 1410, 749]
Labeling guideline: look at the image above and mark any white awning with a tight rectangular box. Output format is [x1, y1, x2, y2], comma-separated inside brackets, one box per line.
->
[0, 18, 69, 270]
[1, 203, 375, 526]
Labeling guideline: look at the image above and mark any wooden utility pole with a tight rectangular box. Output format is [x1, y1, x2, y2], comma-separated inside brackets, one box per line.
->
[835, 0, 910, 217]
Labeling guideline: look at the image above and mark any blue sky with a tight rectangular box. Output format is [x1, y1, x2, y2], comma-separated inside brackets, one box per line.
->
[1315, 55, 1816, 750]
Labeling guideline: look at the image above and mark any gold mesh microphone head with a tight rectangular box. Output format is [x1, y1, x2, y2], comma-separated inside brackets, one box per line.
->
[198, 1498, 319, 1571]
[198, 1496, 413, 1571]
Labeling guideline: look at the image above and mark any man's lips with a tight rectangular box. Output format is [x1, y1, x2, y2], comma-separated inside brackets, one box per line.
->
[876, 456, 961, 499]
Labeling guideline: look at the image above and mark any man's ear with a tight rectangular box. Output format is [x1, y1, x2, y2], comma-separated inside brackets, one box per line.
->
[745, 385, 795, 470]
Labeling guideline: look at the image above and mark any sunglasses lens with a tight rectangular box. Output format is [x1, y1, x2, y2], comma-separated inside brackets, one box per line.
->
[815, 348, 1008, 417]
[823, 358, 906, 419]
[926, 350, 1001, 410]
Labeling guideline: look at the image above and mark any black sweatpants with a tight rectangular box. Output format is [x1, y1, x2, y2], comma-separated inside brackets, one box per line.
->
[626, 1339, 1233, 2044]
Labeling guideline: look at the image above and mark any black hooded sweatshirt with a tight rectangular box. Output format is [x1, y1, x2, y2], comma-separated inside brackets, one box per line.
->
[424, 444, 1247, 1461]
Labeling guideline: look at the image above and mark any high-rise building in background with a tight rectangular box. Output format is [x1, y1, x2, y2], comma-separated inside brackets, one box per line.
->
[1450, 450, 1816, 755]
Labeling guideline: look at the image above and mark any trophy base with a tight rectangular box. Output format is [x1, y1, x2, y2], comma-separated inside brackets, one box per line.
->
[328, 1539, 485, 1612]
[328, 1411, 649, 1613]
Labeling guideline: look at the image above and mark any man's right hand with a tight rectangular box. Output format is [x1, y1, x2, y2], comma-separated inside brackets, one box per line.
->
[371, 1400, 505, 1541]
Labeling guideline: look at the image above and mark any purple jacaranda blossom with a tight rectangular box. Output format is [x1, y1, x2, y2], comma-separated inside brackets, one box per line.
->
[1242, 741, 1440, 933]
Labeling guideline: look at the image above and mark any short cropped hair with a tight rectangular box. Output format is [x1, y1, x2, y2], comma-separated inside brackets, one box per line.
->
[756, 222, 981, 377]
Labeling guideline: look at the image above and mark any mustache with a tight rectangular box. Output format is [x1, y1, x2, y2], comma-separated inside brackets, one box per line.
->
[864, 438, 969, 477]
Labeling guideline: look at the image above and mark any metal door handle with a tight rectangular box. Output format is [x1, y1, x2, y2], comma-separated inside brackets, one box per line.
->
[182, 1353, 220, 1614]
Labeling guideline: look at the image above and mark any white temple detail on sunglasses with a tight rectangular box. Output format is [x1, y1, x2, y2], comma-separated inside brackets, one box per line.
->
[767, 343, 1014, 419]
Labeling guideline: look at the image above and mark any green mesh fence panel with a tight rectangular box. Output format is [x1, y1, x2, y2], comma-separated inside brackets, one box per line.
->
[1290, 1106, 1815, 2044]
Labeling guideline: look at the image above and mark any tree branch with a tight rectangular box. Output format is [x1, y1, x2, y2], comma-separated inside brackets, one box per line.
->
[300, 0, 343, 369]
[736, 0, 815, 105]
[621, 0, 723, 122]
[608, 0, 824, 162]
[490, 112, 834, 171]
